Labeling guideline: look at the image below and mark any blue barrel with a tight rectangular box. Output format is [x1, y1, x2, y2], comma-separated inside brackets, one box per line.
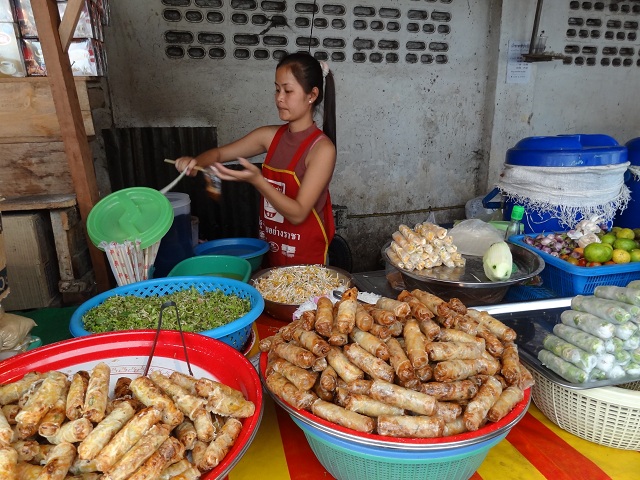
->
[615, 137, 640, 228]
[502, 134, 628, 233]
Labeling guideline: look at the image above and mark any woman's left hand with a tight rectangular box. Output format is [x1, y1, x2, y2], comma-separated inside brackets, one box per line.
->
[211, 158, 262, 184]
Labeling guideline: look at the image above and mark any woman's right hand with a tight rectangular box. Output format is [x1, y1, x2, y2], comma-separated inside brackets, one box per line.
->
[174, 156, 199, 176]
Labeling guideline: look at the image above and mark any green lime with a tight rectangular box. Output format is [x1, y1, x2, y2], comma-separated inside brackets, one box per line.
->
[616, 228, 635, 240]
[630, 249, 640, 262]
[600, 233, 617, 245]
[584, 242, 613, 263]
[613, 238, 638, 252]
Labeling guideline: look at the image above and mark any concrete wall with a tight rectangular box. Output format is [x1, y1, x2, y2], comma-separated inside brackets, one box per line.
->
[101, 0, 640, 271]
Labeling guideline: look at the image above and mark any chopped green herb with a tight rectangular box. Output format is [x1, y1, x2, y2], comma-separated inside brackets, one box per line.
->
[82, 287, 251, 333]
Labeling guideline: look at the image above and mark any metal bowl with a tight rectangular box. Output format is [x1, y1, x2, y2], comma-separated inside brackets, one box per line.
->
[251, 265, 354, 321]
[382, 241, 545, 306]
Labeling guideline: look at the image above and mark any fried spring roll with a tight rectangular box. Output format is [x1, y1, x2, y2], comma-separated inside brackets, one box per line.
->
[336, 297, 358, 334]
[349, 327, 390, 360]
[463, 376, 503, 431]
[345, 393, 404, 416]
[343, 343, 395, 382]
[368, 306, 396, 326]
[130, 377, 184, 427]
[192, 408, 215, 442]
[39, 441, 76, 480]
[403, 319, 429, 369]
[199, 418, 243, 471]
[0, 444, 17, 479]
[292, 328, 331, 357]
[466, 309, 517, 342]
[518, 362, 535, 391]
[158, 458, 191, 480]
[377, 415, 445, 438]
[38, 397, 67, 437]
[0, 372, 42, 406]
[370, 379, 437, 416]
[368, 323, 392, 340]
[93, 406, 162, 472]
[10, 439, 38, 463]
[1, 405, 19, 425]
[501, 342, 521, 386]
[410, 289, 445, 315]
[273, 342, 317, 369]
[476, 325, 504, 357]
[447, 297, 467, 314]
[315, 296, 335, 338]
[258, 333, 284, 352]
[201, 381, 255, 419]
[397, 290, 435, 321]
[265, 372, 317, 410]
[149, 371, 205, 420]
[129, 437, 185, 480]
[480, 351, 501, 375]
[487, 386, 524, 423]
[193, 377, 245, 402]
[319, 365, 338, 392]
[416, 318, 440, 342]
[271, 357, 318, 391]
[443, 416, 468, 436]
[313, 380, 334, 401]
[437, 328, 485, 351]
[44, 417, 93, 445]
[434, 401, 463, 423]
[0, 407, 12, 445]
[311, 399, 375, 433]
[66, 371, 89, 421]
[385, 338, 419, 385]
[83, 363, 110, 423]
[419, 380, 478, 402]
[15, 371, 68, 439]
[426, 341, 483, 362]
[346, 379, 373, 395]
[103, 423, 171, 480]
[375, 297, 411, 318]
[77, 401, 136, 460]
[326, 346, 365, 383]
[355, 304, 374, 332]
[415, 364, 433, 382]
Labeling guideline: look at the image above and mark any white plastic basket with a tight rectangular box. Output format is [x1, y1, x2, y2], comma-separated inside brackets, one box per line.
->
[530, 369, 640, 450]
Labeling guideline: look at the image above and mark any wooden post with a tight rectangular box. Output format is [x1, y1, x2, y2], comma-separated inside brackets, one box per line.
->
[30, 0, 111, 292]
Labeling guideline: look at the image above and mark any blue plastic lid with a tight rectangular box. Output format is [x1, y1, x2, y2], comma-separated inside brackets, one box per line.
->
[506, 134, 627, 167]
[194, 238, 269, 259]
[625, 137, 640, 166]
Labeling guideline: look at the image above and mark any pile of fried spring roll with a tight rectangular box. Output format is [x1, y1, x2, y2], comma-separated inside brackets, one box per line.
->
[261, 288, 534, 438]
[0, 364, 255, 479]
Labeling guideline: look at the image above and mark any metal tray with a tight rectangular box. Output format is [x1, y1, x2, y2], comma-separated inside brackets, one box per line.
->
[481, 298, 640, 390]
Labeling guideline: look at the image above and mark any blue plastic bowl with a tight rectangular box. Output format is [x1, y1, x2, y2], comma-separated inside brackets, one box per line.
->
[69, 276, 264, 351]
[194, 238, 269, 272]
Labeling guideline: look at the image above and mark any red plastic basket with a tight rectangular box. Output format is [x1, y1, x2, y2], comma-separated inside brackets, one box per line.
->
[0, 330, 264, 479]
[510, 233, 640, 297]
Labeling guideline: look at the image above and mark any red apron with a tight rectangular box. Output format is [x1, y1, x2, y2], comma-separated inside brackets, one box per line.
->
[259, 125, 335, 266]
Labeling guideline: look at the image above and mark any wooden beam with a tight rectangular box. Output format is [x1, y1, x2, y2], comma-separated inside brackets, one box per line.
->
[58, 0, 84, 53]
[30, 0, 111, 293]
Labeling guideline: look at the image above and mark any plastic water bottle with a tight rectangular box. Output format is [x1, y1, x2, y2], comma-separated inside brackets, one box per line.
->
[505, 205, 525, 241]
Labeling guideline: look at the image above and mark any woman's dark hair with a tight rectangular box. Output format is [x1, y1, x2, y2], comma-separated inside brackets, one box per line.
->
[277, 52, 337, 148]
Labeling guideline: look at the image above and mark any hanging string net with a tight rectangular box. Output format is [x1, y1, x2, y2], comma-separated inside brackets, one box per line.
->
[495, 162, 631, 230]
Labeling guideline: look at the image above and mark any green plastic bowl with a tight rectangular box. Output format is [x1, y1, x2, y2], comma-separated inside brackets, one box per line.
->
[167, 255, 252, 283]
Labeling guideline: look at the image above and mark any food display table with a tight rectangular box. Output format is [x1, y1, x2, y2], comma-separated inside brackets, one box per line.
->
[18, 307, 640, 479]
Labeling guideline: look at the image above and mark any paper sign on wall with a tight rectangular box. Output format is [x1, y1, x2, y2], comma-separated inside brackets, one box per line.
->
[506, 41, 531, 84]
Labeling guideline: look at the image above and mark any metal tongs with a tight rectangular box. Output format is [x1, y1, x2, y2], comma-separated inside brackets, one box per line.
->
[143, 301, 193, 377]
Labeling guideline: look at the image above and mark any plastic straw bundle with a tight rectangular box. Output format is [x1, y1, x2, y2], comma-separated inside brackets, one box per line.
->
[99, 240, 160, 286]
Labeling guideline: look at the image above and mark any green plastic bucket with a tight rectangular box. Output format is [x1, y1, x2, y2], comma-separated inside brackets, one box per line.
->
[167, 255, 252, 283]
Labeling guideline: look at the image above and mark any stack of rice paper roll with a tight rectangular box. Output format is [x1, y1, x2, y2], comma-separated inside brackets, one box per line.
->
[387, 222, 466, 271]
[538, 281, 640, 384]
